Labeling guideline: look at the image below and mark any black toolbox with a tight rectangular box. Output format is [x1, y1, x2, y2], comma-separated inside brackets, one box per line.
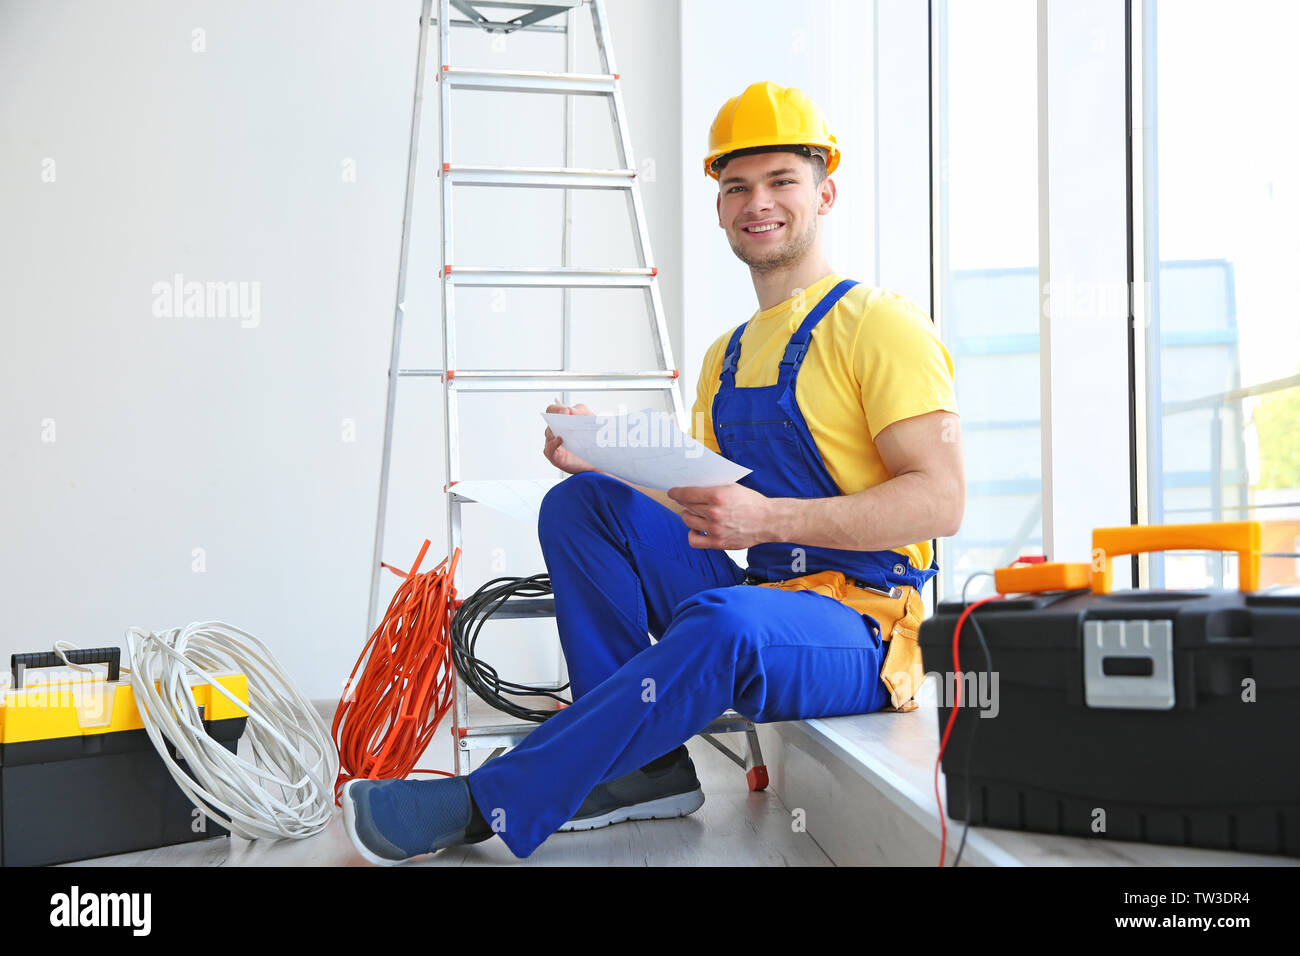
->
[918, 521, 1300, 857]
[0, 647, 249, 866]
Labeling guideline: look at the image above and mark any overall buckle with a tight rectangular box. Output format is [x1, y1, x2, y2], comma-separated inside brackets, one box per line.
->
[779, 340, 809, 367]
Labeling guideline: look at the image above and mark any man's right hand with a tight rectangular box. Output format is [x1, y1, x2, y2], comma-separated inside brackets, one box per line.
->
[544, 403, 599, 476]
[545, 403, 693, 517]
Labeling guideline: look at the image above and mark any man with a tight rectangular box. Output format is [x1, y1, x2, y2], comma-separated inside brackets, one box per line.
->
[342, 81, 964, 865]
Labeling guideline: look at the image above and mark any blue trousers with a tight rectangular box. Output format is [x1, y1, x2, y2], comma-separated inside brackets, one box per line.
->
[465, 472, 892, 858]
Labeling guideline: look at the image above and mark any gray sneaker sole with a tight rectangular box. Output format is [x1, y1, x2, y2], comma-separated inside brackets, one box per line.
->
[556, 787, 705, 832]
[341, 780, 419, 866]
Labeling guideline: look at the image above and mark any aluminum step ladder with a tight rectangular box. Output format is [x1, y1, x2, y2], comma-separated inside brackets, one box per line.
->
[369, 0, 768, 791]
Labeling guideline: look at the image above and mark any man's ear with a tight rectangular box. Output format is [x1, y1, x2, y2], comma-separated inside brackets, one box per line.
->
[716, 192, 722, 226]
[817, 176, 837, 215]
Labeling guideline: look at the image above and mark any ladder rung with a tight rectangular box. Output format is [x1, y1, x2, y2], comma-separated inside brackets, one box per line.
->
[458, 712, 754, 752]
[453, 0, 581, 10]
[457, 722, 540, 750]
[435, 17, 567, 34]
[439, 0, 580, 34]
[398, 370, 679, 392]
[443, 163, 636, 189]
[465, 711, 752, 736]
[441, 66, 618, 95]
[443, 266, 655, 288]
[451, 595, 555, 619]
[453, 377, 678, 392]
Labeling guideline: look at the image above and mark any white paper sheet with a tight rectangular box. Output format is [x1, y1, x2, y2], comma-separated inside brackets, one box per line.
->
[452, 479, 562, 524]
[542, 408, 751, 491]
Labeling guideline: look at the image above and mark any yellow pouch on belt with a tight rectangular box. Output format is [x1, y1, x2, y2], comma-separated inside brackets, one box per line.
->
[755, 570, 926, 713]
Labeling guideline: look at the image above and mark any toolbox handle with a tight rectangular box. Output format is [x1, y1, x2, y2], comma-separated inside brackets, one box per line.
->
[1091, 521, 1261, 594]
[10, 647, 121, 690]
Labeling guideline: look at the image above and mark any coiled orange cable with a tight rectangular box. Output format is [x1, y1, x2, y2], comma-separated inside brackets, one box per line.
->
[332, 540, 462, 803]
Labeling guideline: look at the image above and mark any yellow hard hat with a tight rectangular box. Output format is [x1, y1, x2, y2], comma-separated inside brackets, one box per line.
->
[704, 81, 840, 180]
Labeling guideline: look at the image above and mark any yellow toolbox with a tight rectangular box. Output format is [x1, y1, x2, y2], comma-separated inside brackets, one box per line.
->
[0, 647, 248, 866]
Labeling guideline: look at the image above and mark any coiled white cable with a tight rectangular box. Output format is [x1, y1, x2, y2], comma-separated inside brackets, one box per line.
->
[124, 621, 338, 841]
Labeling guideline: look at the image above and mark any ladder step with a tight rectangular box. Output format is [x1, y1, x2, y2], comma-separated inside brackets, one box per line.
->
[441, 66, 618, 96]
[458, 723, 537, 749]
[459, 0, 581, 10]
[398, 370, 679, 392]
[455, 595, 556, 619]
[459, 711, 755, 752]
[441, 0, 581, 35]
[442, 266, 656, 288]
[443, 163, 637, 190]
[434, 18, 567, 35]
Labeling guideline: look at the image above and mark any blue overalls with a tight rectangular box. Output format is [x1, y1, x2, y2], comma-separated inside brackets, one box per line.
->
[466, 278, 938, 858]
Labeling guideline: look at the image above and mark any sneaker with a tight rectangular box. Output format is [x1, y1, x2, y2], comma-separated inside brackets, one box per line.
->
[341, 776, 491, 866]
[558, 746, 705, 832]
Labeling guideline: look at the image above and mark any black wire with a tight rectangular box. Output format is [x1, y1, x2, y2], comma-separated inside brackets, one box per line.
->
[449, 573, 572, 722]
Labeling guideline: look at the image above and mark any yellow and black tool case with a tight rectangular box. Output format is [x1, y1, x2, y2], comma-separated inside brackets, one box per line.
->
[0, 647, 248, 866]
[918, 522, 1300, 857]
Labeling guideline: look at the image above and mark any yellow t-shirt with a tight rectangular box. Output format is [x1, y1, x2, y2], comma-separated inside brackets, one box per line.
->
[690, 273, 959, 572]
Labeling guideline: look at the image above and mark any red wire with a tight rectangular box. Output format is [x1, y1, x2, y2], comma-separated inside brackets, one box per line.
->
[935, 593, 1002, 866]
[331, 541, 462, 803]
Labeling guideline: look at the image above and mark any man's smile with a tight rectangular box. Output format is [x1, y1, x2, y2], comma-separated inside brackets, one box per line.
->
[741, 220, 786, 235]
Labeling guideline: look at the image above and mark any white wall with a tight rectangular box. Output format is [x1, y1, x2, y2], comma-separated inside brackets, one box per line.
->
[0, 0, 682, 701]
[874, 0, 932, 312]
[679, 0, 875, 412]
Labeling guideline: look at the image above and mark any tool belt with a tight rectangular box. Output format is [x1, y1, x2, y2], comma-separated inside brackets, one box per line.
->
[743, 569, 925, 713]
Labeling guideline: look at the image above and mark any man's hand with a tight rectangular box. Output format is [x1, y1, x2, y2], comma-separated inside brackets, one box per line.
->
[668, 483, 775, 550]
[543, 403, 598, 476]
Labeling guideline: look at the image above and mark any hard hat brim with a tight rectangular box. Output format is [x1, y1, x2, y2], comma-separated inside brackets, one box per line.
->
[705, 139, 841, 180]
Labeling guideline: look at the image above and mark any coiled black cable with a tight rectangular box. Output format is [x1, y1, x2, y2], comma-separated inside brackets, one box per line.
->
[449, 572, 572, 722]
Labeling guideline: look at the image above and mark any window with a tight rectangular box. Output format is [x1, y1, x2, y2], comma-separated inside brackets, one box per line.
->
[1138, 0, 1300, 588]
[933, 0, 1041, 598]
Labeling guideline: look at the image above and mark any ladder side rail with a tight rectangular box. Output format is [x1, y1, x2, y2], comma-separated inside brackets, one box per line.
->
[560, 4, 577, 411]
[436, 0, 473, 776]
[368, 0, 437, 635]
[555, 2, 580, 690]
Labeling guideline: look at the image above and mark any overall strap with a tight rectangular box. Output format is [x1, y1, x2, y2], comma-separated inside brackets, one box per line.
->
[718, 321, 748, 388]
[720, 278, 860, 387]
[778, 279, 860, 377]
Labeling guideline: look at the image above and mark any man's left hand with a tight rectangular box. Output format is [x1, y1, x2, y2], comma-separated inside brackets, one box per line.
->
[668, 483, 778, 550]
